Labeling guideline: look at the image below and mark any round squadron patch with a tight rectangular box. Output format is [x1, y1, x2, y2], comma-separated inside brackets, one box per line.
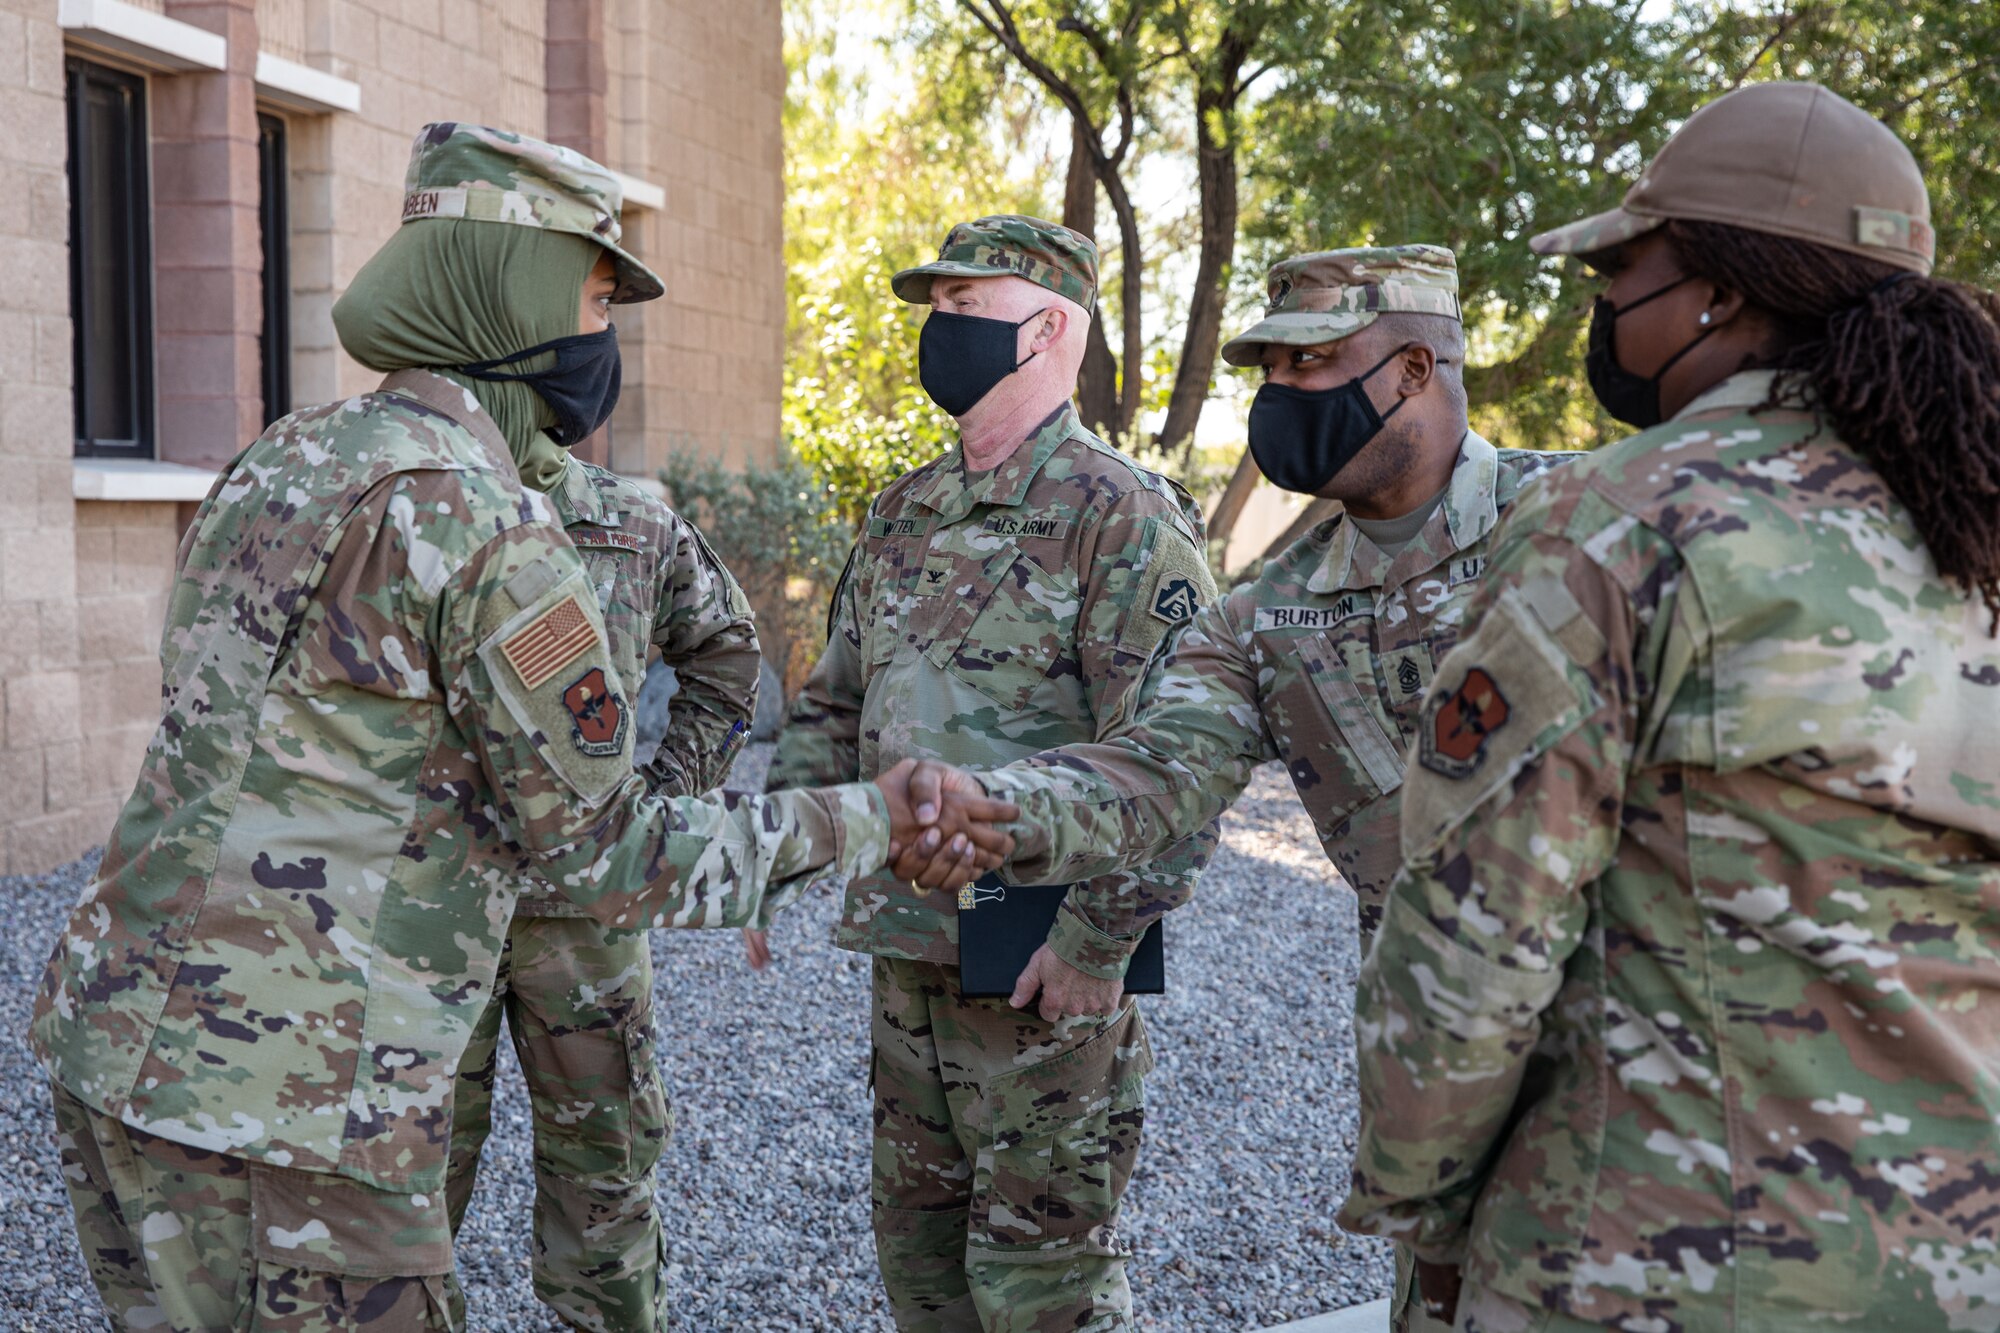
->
[562, 667, 628, 757]
[1419, 666, 1510, 779]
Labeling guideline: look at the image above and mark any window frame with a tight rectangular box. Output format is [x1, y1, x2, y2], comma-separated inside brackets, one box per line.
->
[257, 110, 292, 428]
[65, 55, 156, 460]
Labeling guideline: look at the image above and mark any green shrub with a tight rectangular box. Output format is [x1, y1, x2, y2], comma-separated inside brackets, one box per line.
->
[657, 445, 853, 691]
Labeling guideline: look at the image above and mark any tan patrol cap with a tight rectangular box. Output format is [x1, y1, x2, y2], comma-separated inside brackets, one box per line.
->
[1532, 82, 1933, 275]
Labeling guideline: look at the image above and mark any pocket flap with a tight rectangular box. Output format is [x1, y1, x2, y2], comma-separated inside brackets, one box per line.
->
[250, 1166, 453, 1277]
[988, 1005, 1153, 1141]
[1304, 631, 1406, 795]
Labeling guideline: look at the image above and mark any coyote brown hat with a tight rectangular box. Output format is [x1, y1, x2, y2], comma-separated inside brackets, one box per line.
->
[1532, 82, 1933, 275]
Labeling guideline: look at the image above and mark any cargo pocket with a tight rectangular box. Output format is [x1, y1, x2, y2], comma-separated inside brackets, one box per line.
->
[247, 1165, 454, 1331]
[1303, 630, 1407, 824]
[974, 1005, 1154, 1255]
[622, 1005, 673, 1178]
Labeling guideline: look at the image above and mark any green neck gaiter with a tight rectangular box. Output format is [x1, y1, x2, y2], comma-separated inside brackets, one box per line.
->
[332, 220, 597, 492]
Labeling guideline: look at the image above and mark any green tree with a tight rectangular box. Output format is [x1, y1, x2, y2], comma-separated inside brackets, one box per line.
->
[1246, 0, 1999, 461]
[782, 0, 1052, 530]
[934, 0, 1333, 464]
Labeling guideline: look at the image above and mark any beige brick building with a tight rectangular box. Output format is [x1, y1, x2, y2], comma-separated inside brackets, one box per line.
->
[0, 0, 785, 874]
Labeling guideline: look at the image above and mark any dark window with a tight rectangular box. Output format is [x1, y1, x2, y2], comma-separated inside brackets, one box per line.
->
[258, 112, 290, 427]
[66, 58, 153, 458]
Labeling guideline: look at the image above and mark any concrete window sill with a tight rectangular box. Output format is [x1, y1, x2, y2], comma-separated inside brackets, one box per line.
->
[256, 52, 361, 114]
[73, 458, 218, 503]
[59, 0, 227, 72]
[610, 170, 666, 212]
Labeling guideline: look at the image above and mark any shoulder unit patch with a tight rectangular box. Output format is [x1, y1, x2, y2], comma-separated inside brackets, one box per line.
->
[1419, 666, 1510, 779]
[1151, 577, 1199, 624]
[562, 666, 628, 756]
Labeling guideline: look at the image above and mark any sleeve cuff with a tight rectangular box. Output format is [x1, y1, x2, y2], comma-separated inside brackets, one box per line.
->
[821, 780, 891, 879]
[1045, 899, 1141, 980]
[975, 767, 1057, 863]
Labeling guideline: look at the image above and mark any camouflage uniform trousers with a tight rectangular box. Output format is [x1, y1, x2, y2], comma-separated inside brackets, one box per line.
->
[52, 1084, 457, 1331]
[872, 958, 1153, 1333]
[1391, 1246, 1456, 1333]
[1448, 1283, 1596, 1332]
[444, 916, 671, 1332]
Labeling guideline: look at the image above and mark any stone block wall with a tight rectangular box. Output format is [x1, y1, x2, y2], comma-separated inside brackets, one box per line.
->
[0, 0, 86, 875]
[604, 0, 785, 477]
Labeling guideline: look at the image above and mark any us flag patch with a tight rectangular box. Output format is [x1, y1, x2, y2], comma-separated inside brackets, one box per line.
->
[501, 594, 600, 690]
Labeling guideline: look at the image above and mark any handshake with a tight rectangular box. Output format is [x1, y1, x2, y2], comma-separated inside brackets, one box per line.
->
[759, 761, 1125, 1021]
[871, 758, 1018, 888]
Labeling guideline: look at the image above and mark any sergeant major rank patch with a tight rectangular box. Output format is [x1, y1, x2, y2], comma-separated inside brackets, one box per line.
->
[562, 667, 628, 756]
[501, 594, 599, 690]
[1419, 666, 1509, 779]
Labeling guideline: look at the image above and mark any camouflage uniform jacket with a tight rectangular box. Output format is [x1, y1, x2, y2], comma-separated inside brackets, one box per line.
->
[987, 432, 1575, 936]
[515, 457, 761, 917]
[30, 371, 887, 1194]
[1339, 373, 2000, 1329]
[768, 403, 1218, 977]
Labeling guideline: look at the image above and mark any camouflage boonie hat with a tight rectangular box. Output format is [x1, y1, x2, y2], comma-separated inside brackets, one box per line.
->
[401, 122, 664, 303]
[1221, 245, 1460, 367]
[1531, 83, 1934, 275]
[891, 215, 1098, 312]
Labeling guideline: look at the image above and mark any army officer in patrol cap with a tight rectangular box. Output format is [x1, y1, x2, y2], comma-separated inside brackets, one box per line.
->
[1337, 82, 2000, 1330]
[32, 123, 1014, 1332]
[761, 214, 1217, 1332]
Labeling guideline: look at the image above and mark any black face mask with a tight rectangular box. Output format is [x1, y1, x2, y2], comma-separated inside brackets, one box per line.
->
[917, 308, 1045, 417]
[1248, 345, 1411, 495]
[457, 325, 622, 447]
[1585, 275, 1716, 429]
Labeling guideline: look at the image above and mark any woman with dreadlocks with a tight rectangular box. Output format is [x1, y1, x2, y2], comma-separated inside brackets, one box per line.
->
[1334, 81, 2000, 1332]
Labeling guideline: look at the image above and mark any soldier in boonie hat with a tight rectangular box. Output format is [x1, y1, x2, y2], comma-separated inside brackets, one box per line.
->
[1222, 244, 1462, 366]
[402, 120, 665, 302]
[891, 213, 1098, 312]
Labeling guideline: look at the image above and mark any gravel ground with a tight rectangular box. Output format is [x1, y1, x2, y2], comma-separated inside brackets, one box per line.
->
[0, 746, 1390, 1330]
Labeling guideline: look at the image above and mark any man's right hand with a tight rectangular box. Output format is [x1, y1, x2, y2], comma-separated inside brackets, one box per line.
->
[875, 758, 1017, 888]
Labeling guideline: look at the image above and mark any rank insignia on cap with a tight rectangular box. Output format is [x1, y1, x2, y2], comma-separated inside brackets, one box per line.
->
[1419, 666, 1510, 779]
[501, 594, 599, 690]
[1151, 577, 1199, 624]
[562, 667, 627, 756]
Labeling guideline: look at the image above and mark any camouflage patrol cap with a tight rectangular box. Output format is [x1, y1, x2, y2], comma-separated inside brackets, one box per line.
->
[1532, 82, 1933, 275]
[1220, 245, 1461, 367]
[401, 122, 664, 302]
[891, 215, 1098, 312]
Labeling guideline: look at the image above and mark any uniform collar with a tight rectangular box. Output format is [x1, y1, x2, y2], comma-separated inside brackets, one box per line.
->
[1672, 369, 1784, 420]
[377, 369, 512, 469]
[548, 455, 609, 528]
[907, 402, 1079, 525]
[1307, 429, 1499, 594]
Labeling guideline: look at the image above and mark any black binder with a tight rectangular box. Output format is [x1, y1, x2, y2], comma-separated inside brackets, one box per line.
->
[954, 874, 1164, 998]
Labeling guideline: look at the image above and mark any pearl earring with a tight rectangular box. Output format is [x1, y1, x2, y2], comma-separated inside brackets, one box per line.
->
[1699, 312, 1712, 325]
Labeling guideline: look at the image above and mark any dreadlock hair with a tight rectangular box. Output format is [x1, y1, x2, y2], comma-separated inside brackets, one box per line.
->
[1663, 219, 2000, 633]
